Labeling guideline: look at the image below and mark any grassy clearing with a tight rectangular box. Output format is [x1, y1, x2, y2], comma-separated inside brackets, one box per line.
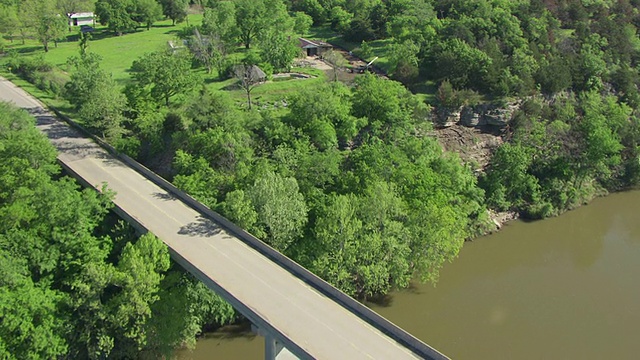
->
[3, 13, 330, 111]
[4, 15, 202, 85]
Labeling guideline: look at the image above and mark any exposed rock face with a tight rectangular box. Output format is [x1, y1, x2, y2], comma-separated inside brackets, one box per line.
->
[436, 106, 463, 128]
[434, 100, 521, 129]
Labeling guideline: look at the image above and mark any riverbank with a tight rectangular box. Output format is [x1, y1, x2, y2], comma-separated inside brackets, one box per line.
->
[179, 188, 640, 359]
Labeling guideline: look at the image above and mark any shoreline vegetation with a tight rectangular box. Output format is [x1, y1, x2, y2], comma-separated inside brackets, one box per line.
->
[2, 0, 640, 357]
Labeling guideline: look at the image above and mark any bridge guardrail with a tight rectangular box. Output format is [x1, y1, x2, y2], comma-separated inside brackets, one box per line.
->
[49, 106, 448, 360]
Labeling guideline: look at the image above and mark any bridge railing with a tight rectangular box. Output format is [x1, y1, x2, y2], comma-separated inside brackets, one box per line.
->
[48, 106, 449, 360]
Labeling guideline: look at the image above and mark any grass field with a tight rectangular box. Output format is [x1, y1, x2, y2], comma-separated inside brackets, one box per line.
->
[2, 13, 333, 111]
[5, 15, 203, 85]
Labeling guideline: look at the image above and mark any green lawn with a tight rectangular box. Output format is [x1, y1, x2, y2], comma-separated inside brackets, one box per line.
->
[3, 13, 330, 110]
[5, 15, 203, 85]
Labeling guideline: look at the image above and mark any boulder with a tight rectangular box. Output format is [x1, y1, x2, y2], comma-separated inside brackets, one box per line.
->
[435, 106, 462, 128]
[460, 106, 481, 127]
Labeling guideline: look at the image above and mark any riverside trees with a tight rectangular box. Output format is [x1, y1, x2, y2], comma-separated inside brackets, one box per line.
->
[0, 102, 236, 359]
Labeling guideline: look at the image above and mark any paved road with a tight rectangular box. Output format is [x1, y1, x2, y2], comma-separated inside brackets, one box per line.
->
[0, 77, 444, 360]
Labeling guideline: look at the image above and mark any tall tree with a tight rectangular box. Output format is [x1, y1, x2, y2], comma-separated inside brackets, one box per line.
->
[246, 171, 308, 252]
[133, 0, 162, 30]
[57, 0, 95, 15]
[95, 0, 137, 35]
[130, 49, 201, 106]
[65, 51, 126, 139]
[257, 29, 299, 72]
[233, 0, 291, 49]
[201, 0, 237, 46]
[292, 11, 313, 36]
[19, 0, 67, 52]
[0, 4, 18, 42]
[158, 0, 188, 25]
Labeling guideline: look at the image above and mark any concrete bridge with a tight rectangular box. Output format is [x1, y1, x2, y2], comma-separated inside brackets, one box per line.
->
[0, 78, 449, 360]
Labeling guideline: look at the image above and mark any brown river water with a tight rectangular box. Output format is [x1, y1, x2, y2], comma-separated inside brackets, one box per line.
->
[176, 190, 640, 359]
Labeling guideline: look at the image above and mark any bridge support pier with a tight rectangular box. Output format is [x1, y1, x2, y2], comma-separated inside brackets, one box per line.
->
[252, 325, 299, 360]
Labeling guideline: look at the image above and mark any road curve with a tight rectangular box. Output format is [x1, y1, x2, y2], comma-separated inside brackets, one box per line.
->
[0, 77, 446, 360]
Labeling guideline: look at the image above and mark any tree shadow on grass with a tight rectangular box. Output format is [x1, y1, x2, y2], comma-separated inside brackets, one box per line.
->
[179, 216, 222, 237]
[11, 46, 42, 55]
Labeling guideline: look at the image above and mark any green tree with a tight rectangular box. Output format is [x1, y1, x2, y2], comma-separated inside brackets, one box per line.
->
[287, 82, 364, 147]
[65, 52, 126, 139]
[388, 39, 420, 83]
[95, 0, 138, 35]
[144, 271, 236, 357]
[133, 0, 163, 30]
[158, 0, 188, 25]
[246, 171, 308, 252]
[78, 77, 127, 140]
[19, 0, 67, 52]
[0, 4, 18, 42]
[234, 0, 291, 49]
[257, 29, 299, 72]
[130, 49, 201, 106]
[107, 233, 170, 356]
[309, 185, 413, 298]
[221, 189, 260, 235]
[57, 0, 95, 15]
[0, 251, 68, 359]
[201, 1, 237, 46]
[292, 11, 313, 36]
[351, 74, 425, 136]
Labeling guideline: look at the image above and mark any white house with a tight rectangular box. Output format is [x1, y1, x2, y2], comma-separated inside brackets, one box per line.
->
[68, 12, 95, 27]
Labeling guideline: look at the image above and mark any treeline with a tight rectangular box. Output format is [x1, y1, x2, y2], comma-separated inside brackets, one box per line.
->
[291, 0, 640, 217]
[481, 92, 640, 218]
[0, 102, 236, 359]
[293, 0, 640, 100]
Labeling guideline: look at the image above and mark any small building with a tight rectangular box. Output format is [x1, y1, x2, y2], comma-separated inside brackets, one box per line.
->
[298, 38, 333, 57]
[68, 12, 95, 27]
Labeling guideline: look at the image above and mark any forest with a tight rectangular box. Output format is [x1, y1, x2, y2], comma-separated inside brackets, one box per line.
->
[1, 0, 640, 358]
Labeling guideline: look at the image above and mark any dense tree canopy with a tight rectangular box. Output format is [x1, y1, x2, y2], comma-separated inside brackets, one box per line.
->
[0, 103, 236, 359]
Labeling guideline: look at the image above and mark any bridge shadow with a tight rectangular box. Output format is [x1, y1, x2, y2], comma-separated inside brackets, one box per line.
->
[179, 216, 222, 237]
[202, 321, 257, 342]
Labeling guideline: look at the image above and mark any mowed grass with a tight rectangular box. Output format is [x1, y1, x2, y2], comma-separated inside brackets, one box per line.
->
[5, 15, 203, 85]
[3, 13, 332, 109]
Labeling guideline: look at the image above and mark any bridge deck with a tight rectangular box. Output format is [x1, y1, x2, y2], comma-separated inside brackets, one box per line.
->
[1, 77, 445, 360]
